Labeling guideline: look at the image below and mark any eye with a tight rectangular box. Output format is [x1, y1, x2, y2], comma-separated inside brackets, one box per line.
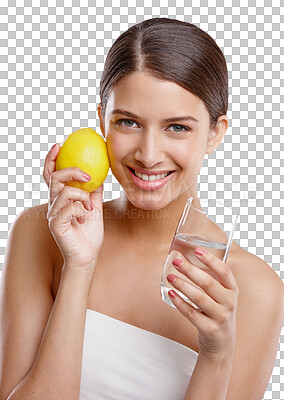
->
[167, 124, 191, 133]
[115, 119, 191, 133]
[116, 119, 138, 128]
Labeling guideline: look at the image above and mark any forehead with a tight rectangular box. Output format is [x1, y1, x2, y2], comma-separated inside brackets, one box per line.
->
[105, 71, 209, 122]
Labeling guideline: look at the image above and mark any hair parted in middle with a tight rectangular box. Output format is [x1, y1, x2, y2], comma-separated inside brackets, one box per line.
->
[99, 17, 228, 129]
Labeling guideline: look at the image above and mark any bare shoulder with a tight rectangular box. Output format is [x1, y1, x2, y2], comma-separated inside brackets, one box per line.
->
[225, 245, 284, 398]
[3, 202, 57, 289]
[19, 202, 49, 232]
[16, 201, 48, 229]
[231, 243, 283, 293]
[230, 242, 284, 320]
[0, 202, 56, 398]
[20, 201, 49, 221]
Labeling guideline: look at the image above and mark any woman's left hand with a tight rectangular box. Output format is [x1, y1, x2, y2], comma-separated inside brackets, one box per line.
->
[166, 248, 239, 362]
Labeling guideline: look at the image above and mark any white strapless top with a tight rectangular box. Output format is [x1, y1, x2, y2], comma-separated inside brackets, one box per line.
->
[79, 308, 198, 399]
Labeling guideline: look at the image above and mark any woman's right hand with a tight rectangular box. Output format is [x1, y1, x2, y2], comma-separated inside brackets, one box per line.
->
[43, 143, 104, 272]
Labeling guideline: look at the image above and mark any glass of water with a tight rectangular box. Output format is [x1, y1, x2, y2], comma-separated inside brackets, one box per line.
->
[161, 197, 240, 308]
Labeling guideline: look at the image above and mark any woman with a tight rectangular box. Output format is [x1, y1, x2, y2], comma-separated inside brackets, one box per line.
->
[0, 17, 283, 400]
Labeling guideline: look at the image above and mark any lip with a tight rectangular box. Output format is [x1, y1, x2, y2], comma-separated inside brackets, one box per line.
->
[127, 166, 176, 191]
[127, 166, 175, 176]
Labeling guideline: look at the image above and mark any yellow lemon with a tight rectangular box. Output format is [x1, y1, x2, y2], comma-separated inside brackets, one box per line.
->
[55, 128, 110, 193]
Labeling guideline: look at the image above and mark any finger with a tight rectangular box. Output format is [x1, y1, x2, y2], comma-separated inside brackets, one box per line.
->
[89, 183, 104, 213]
[49, 167, 92, 205]
[168, 289, 210, 332]
[49, 201, 88, 232]
[193, 248, 238, 290]
[172, 259, 227, 305]
[43, 144, 60, 187]
[167, 274, 219, 318]
[74, 201, 88, 224]
[77, 216, 86, 224]
[47, 186, 93, 220]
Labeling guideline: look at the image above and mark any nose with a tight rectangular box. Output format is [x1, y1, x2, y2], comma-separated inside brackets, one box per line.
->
[134, 129, 165, 168]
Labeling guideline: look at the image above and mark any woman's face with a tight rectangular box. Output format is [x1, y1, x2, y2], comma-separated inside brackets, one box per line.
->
[98, 71, 228, 210]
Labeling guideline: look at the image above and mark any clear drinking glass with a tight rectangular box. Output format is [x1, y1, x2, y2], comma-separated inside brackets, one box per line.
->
[161, 197, 240, 308]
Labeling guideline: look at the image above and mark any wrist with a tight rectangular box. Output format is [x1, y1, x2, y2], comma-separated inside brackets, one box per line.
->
[62, 260, 97, 284]
[198, 338, 236, 365]
[198, 349, 234, 366]
[184, 350, 234, 400]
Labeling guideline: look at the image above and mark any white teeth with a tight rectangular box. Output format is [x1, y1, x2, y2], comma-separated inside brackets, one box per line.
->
[133, 169, 171, 181]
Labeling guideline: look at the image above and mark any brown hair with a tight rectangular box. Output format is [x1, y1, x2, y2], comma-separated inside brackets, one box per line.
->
[99, 17, 228, 129]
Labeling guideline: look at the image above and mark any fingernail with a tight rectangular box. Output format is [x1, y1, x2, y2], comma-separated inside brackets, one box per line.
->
[82, 172, 92, 180]
[195, 248, 205, 256]
[167, 274, 176, 283]
[172, 259, 184, 267]
[83, 201, 91, 211]
[51, 144, 57, 150]
[169, 290, 176, 298]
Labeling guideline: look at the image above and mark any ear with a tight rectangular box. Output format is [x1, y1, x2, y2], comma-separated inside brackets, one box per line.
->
[206, 115, 229, 154]
[97, 103, 106, 138]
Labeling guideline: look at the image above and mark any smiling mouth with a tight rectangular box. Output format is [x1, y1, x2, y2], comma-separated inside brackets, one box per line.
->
[127, 167, 175, 181]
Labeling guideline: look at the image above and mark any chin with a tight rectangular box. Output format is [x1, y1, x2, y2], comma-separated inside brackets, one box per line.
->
[126, 190, 175, 211]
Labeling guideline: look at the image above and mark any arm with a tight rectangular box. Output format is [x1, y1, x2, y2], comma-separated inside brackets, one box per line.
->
[0, 207, 95, 400]
[182, 253, 284, 400]
[167, 249, 239, 400]
[9, 267, 93, 400]
[184, 353, 234, 399]
[224, 254, 284, 399]
[1, 145, 104, 400]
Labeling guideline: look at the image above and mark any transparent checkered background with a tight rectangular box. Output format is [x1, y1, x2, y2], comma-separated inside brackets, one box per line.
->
[0, 1, 283, 398]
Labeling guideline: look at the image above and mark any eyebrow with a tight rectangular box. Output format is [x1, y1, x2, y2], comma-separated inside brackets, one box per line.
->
[111, 108, 199, 123]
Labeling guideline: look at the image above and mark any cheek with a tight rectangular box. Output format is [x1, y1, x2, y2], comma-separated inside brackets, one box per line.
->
[105, 133, 132, 166]
[174, 142, 206, 193]
[173, 141, 205, 171]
